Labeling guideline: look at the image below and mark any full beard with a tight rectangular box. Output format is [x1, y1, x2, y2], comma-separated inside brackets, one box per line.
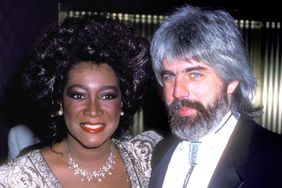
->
[167, 93, 229, 141]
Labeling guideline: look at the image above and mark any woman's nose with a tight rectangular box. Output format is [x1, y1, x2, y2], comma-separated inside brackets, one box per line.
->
[83, 99, 103, 117]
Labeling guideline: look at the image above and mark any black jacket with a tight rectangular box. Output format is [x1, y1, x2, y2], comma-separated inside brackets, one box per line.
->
[149, 117, 282, 188]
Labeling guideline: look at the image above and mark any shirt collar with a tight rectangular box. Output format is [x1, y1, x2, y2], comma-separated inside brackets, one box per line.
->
[199, 111, 239, 148]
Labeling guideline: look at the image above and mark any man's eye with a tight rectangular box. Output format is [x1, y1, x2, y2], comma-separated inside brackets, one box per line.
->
[190, 72, 202, 79]
[162, 74, 175, 82]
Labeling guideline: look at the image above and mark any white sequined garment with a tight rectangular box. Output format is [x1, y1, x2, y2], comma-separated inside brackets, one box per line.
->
[0, 131, 162, 188]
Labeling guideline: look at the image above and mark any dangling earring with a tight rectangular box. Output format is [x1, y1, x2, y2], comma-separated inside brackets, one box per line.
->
[120, 102, 124, 116]
[57, 103, 63, 116]
[120, 111, 124, 116]
[58, 109, 63, 116]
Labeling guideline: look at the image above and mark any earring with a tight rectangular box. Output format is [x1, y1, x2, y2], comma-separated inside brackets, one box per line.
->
[57, 102, 63, 116]
[120, 111, 124, 116]
[58, 109, 63, 116]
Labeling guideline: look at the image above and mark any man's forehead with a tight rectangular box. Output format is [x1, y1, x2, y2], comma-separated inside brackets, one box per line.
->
[162, 57, 211, 69]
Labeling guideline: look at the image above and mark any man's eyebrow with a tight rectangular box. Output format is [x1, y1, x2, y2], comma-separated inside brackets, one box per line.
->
[160, 70, 175, 77]
[161, 66, 208, 76]
[181, 66, 208, 73]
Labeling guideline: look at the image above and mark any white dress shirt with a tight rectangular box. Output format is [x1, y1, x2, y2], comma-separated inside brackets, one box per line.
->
[163, 111, 238, 188]
[8, 124, 40, 160]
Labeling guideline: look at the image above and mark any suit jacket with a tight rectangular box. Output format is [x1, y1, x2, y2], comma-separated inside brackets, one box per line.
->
[149, 117, 282, 188]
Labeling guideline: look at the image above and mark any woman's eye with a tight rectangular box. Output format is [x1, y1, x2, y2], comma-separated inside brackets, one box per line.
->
[70, 93, 85, 100]
[100, 93, 118, 100]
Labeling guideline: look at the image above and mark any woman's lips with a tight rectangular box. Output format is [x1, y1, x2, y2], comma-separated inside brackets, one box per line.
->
[80, 122, 106, 133]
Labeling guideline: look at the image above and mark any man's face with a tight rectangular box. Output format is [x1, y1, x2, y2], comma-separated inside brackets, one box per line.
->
[161, 58, 237, 141]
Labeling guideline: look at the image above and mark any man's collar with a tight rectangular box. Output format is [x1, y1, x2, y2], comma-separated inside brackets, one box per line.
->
[199, 111, 239, 148]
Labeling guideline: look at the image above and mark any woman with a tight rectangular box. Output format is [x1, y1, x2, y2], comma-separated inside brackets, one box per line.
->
[0, 14, 162, 187]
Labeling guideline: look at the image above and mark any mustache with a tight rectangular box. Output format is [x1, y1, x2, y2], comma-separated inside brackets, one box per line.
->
[168, 98, 211, 118]
[169, 99, 204, 110]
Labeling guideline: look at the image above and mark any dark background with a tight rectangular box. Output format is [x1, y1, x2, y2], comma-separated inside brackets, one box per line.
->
[0, 0, 58, 161]
[60, 0, 281, 21]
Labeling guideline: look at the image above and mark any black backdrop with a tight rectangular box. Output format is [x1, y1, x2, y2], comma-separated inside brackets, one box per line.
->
[0, 0, 57, 162]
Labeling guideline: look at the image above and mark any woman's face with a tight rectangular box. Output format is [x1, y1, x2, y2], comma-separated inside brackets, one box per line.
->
[62, 62, 121, 148]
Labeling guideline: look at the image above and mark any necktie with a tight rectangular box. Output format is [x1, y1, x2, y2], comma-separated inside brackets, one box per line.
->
[182, 141, 201, 188]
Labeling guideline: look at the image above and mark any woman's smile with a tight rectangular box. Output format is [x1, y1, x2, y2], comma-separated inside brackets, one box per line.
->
[79, 122, 106, 133]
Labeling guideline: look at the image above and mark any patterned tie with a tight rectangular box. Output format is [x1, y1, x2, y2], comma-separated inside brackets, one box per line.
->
[182, 141, 201, 188]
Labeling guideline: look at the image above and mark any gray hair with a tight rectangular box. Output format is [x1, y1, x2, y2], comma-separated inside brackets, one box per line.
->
[150, 4, 262, 118]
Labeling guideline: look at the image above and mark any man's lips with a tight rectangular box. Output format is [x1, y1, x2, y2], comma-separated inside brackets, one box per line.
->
[80, 122, 106, 133]
[177, 107, 197, 116]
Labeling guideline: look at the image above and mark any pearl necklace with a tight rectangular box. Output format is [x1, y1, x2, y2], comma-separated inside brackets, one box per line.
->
[66, 142, 116, 182]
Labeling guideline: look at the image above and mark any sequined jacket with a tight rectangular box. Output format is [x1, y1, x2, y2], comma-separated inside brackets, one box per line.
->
[0, 130, 162, 188]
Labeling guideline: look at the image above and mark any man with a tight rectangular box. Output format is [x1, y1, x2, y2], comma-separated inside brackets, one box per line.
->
[149, 4, 282, 188]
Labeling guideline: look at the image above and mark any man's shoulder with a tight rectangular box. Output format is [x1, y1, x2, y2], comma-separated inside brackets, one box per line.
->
[243, 117, 282, 142]
[154, 134, 179, 150]
[236, 117, 282, 162]
[151, 135, 180, 167]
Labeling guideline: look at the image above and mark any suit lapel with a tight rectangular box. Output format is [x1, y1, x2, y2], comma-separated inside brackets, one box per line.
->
[149, 136, 179, 188]
[208, 117, 256, 188]
[150, 117, 258, 188]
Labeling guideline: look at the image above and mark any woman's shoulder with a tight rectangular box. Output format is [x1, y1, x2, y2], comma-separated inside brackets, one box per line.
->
[114, 130, 163, 157]
[132, 130, 163, 143]
[119, 130, 163, 146]
[0, 150, 41, 185]
[113, 130, 163, 187]
[0, 150, 40, 168]
[0, 150, 61, 187]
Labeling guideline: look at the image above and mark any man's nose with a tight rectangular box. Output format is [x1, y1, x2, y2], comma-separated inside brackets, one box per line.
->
[173, 77, 190, 99]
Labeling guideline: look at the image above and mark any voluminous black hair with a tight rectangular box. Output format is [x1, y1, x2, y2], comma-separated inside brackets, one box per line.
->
[23, 14, 152, 143]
